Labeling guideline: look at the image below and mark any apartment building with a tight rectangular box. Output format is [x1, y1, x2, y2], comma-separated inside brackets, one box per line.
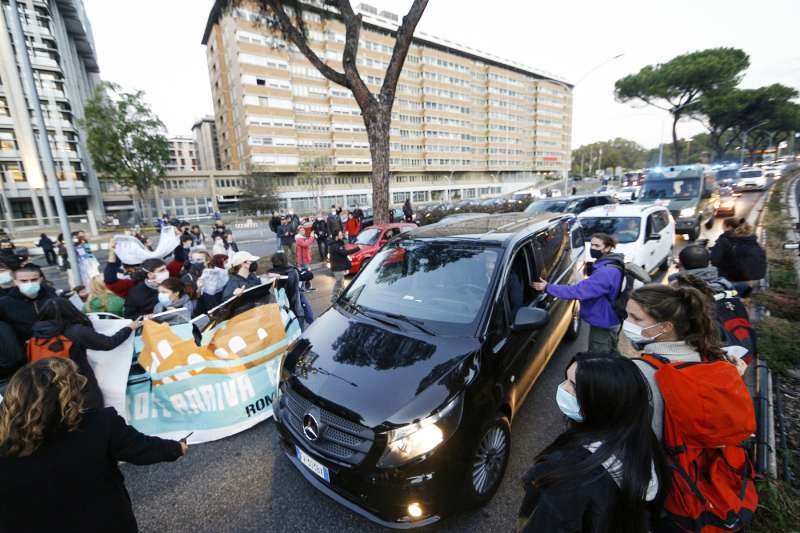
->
[0, 0, 103, 222]
[192, 115, 222, 171]
[201, 1, 573, 211]
[167, 135, 199, 171]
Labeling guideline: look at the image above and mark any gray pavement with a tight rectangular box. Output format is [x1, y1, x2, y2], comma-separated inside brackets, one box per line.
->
[27, 191, 764, 532]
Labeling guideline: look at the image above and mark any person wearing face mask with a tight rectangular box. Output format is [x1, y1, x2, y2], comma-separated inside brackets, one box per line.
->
[627, 284, 730, 441]
[326, 207, 343, 237]
[0, 264, 57, 348]
[222, 251, 261, 300]
[518, 352, 666, 533]
[168, 234, 195, 278]
[312, 213, 329, 261]
[123, 259, 168, 319]
[532, 233, 624, 353]
[153, 278, 195, 323]
[0, 239, 20, 271]
[0, 258, 15, 297]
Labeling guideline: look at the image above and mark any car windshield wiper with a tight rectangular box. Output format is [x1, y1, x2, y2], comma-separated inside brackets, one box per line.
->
[371, 310, 436, 336]
[347, 302, 400, 330]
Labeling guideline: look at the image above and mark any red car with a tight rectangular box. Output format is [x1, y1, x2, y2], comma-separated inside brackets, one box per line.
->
[346, 223, 416, 274]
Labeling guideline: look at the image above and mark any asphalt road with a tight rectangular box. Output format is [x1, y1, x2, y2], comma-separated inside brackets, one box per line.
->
[25, 191, 764, 532]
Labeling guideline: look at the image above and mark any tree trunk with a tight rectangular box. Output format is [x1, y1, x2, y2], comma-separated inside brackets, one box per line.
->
[137, 187, 151, 223]
[671, 114, 682, 165]
[366, 110, 391, 224]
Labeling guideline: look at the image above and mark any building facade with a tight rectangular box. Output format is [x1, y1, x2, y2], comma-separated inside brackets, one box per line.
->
[192, 116, 221, 171]
[0, 0, 103, 222]
[167, 135, 199, 171]
[201, 1, 573, 209]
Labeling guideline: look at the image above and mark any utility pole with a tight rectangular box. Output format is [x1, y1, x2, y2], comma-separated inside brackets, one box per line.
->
[6, 0, 79, 286]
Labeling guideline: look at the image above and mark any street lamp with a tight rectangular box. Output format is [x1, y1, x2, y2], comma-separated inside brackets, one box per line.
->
[549, 53, 625, 195]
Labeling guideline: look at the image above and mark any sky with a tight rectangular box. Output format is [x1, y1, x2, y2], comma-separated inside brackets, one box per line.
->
[83, 0, 800, 150]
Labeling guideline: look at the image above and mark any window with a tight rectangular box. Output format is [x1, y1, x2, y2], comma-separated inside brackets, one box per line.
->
[535, 222, 566, 278]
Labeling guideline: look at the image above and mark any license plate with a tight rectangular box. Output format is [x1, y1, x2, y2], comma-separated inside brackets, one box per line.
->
[296, 446, 330, 482]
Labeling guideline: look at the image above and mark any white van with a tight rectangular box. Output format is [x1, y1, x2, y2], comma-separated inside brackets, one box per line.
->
[577, 203, 675, 274]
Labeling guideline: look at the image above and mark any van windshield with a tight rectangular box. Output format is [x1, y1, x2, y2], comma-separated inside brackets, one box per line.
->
[341, 241, 499, 334]
[580, 217, 641, 244]
[739, 170, 763, 178]
[640, 178, 700, 200]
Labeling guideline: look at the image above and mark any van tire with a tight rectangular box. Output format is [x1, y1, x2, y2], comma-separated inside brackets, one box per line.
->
[687, 226, 699, 241]
[704, 217, 714, 230]
[463, 414, 511, 509]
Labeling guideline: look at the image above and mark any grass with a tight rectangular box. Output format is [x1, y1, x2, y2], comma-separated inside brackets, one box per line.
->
[755, 317, 800, 376]
[762, 180, 799, 291]
[749, 477, 800, 533]
[753, 289, 800, 321]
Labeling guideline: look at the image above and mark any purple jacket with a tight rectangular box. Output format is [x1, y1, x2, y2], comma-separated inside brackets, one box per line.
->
[545, 255, 623, 328]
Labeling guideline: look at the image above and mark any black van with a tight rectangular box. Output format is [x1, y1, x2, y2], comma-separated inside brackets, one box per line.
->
[273, 213, 584, 528]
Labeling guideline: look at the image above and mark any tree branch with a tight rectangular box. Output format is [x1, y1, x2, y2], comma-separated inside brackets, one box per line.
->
[379, 0, 429, 109]
[267, 0, 349, 87]
[335, 1, 375, 109]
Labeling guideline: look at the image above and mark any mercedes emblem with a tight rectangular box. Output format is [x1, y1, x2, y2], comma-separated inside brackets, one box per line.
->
[303, 411, 321, 441]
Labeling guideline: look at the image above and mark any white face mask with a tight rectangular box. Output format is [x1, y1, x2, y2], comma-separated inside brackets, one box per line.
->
[556, 384, 583, 422]
[622, 320, 665, 349]
[0, 271, 12, 284]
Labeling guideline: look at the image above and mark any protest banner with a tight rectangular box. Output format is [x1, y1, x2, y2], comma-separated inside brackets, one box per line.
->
[123, 282, 300, 444]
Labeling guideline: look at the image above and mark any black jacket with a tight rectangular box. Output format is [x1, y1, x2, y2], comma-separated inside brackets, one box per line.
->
[276, 224, 294, 246]
[0, 407, 182, 533]
[37, 235, 55, 251]
[0, 285, 58, 347]
[269, 267, 304, 319]
[0, 248, 20, 270]
[329, 239, 357, 272]
[0, 320, 24, 379]
[312, 219, 329, 238]
[31, 320, 133, 409]
[326, 214, 343, 235]
[269, 215, 281, 233]
[123, 281, 159, 319]
[517, 447, 623, 533]
[709, 232, 763, 282]
[222, 273, 261, 300]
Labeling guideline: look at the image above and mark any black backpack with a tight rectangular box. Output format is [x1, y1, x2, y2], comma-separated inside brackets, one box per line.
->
[732, 240, 766, 281]
[601, 258, 651, 321]
[713, 289, 756, 365]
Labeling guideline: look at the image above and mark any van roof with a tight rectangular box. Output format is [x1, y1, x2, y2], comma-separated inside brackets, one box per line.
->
[578, 203, 665, 218]
[406, 212, 562, 245]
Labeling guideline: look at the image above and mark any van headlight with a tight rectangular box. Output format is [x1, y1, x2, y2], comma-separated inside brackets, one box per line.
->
[679, 207, 695, 217]
[377, 394, 464, 468]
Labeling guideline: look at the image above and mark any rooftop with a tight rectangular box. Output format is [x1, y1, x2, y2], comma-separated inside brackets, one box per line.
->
[201, 0, 571, 86]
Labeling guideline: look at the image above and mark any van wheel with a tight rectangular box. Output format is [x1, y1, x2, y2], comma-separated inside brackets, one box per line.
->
[687, 226, 699, 241]
[659, 247, 673, 271]
[464, 414, 511, 509]
[704, 217, 714, 230]
[564, 302, 581, 341]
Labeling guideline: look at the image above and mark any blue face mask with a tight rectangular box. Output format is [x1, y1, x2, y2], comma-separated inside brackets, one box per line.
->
[556, 383, 583, 422]
[0, 271, 12, 284]
[157, 293, 173, 307]
[19, 281, 41, 298]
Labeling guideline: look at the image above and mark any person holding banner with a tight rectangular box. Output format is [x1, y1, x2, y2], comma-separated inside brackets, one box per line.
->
[154, 277, 195, 323]
[0, 358, 187, 533]
[222, 251, 261, 300]
[123, 258, 168, 319]
[31, 298, 142, 409]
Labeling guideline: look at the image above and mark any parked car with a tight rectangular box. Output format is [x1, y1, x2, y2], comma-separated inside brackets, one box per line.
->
[612, 186, 641, 202]
[735, 168, 768, 192]
[715, 187, 737, 217]
[524, 194, 617, 217]
[346, 223, 417, 274]
[578, 203, 675, 274]
[273, 212, 585, 527]
[638, 165, 718, 241]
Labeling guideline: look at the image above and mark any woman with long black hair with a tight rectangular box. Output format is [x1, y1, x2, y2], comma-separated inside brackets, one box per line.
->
[517, 352, 666, 533]
[30, 298, 142, 409]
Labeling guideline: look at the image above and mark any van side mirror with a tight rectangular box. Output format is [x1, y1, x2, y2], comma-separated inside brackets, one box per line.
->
[647, 233, 661, 241]
[512, 307, 550, 332]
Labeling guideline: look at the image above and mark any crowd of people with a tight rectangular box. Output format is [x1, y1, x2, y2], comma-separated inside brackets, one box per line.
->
[0, 207, 768, 532]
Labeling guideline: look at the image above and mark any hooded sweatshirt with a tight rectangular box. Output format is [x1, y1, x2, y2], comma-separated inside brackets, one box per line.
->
[545, 253, 624, 328]
[670, 265, 733, 293]
[30, 320, 132, 409]
[709, 232, 761, 282]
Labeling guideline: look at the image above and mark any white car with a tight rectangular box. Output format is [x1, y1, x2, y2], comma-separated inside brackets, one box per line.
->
[735, 168, 767, 191]
[577, 203, 675, 274]
[613, 186, 641, 202]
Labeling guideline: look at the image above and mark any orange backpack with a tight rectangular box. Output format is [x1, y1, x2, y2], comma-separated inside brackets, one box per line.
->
[27, 336, 73, 362]
[640, 354, 758, 532]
